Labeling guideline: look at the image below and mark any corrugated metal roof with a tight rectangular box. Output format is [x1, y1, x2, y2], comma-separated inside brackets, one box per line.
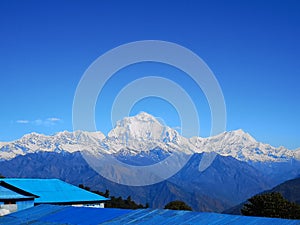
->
[0, 178, 108, 203]
[104, 209, 300, 225]
[0, 205, 132, 225]
[1, 205, 299, 225]
[0, 186, 34, 200]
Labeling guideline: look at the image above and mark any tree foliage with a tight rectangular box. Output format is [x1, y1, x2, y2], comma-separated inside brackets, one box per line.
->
[105, 195, 146, 209]
[241, 192, 300, 219]
[164, 200, 192, 211]
[78, 184, 148, 209]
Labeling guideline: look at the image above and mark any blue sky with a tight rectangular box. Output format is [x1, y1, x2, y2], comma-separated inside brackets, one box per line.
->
[0, 0, 299, 149]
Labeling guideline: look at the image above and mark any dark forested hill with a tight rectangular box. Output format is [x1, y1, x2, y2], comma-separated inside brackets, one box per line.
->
[224, 176, 300, 214]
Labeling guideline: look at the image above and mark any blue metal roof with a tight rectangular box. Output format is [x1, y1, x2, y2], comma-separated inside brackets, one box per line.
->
[103, 209, 300, 225]
[1, 205, 299, 225]
[0, 205, 132, 225]
[0, 186, 35, 200]
[0, 178, 108, 203]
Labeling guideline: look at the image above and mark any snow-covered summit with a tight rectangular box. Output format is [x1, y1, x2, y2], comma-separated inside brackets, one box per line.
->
[106, 112, 191, 154]
[109, 112, 166, 141]
[0, 112, 299, 162]
[190, 129, 297, 161]
[0, 130, 105, 160]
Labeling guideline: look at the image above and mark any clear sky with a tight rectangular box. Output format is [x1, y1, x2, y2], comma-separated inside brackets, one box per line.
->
[0, 0, 299, 149]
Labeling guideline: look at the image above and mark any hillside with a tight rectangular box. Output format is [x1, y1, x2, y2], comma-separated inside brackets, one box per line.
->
[0, 151, 272, 212]
[224, 176, 300, 215]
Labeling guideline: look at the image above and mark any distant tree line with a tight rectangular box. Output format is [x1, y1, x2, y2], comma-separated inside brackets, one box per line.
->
[164, 200, 192, 211]
[78, 184, 193, 211]
[78, 184, 148, 209]
[241, 192, 300, 219]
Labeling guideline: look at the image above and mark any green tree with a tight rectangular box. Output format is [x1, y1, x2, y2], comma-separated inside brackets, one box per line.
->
[241, 192, 300, 219]
[78, 184, 90, 191]
[103, 189, 110, 198]
[164, 200, 192, 211]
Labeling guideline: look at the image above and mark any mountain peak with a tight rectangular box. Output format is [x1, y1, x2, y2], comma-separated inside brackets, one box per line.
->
[21, 132, 47, 140]
[113, 112, 161, 128]
[133, 111, 154, 118]
[231, 129, 247, 135]
[218, 129, 257, 143]
[126, 112, 159, 123]
[108, 112, 165, 141]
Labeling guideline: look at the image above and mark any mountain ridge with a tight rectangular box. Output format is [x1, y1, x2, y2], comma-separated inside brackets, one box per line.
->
[0, 112, 299, 162]
[1, 112, 299, 212]
[0, 151, 272, 212]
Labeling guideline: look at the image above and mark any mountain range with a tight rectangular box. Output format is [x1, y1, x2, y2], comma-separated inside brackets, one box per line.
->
[1, 112, 299, 162]
[0, 112, 299, 212]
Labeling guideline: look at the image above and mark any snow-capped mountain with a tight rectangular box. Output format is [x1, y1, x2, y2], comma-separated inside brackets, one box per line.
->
[0, 130, 105, 160]
[0, 112, 299, 162]
[190, 129, 298, 161]
[105, 112, 194, 155]
[1, 112, 299, 212]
